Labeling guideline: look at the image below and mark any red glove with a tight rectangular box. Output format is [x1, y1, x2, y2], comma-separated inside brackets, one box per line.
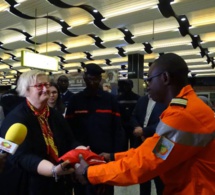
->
[58, 149, 106, 167]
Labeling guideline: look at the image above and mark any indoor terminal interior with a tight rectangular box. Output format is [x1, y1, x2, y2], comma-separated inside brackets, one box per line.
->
[0, 0, 215, 195]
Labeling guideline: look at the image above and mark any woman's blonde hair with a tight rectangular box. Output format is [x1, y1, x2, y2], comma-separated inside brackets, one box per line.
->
[16, 69, 47, 97]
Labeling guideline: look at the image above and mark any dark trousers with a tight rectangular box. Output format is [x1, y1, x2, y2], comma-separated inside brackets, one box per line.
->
[140, 176, 164, 195]
[74, 183, 114, 195]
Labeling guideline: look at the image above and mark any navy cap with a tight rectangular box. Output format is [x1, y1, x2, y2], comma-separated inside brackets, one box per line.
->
[83, 63, 105, 76]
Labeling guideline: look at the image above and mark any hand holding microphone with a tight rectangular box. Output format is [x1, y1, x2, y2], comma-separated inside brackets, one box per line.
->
[0, 123, 27, 155]
[0, 153, 7, 172]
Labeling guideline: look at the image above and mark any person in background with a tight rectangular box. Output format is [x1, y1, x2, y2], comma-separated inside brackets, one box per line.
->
[0, 105, 5, 127]
[198, 95, 214, 111]
[0, 72, 25, 116]
[0, 70, 85, 195]
[48, 82, 65, 115]
[57, 75, 73, 108]
[105, 71, 116, 83]
[75, 53, 215, 195]
[66, 63, 126, 195]
[130, 94, 166, 195]
[117, 79, 140, 149]
[105, 71, 118, 95]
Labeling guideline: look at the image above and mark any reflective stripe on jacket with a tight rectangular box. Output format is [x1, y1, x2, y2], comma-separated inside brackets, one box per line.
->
[88, 85, 215, 195]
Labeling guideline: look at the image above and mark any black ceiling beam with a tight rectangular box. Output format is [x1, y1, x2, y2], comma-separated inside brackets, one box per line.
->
[143, 42, 153, 54]
[48, 0, 110, 30]
[157, 0, 213, 72]
[88, 34, 106, 49]
[118, 27, 135, 44]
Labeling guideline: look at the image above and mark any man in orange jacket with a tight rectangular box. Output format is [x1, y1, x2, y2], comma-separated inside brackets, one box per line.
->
[75, 53, 215, 195]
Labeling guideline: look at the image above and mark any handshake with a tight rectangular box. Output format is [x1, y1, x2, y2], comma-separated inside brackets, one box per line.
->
[58, 147, 109, 184]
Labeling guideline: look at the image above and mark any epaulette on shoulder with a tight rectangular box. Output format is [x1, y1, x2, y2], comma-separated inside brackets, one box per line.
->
[170, 97, 187, 108]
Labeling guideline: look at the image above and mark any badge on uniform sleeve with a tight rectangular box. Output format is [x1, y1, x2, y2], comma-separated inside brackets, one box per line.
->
[153, 136, 174, 160]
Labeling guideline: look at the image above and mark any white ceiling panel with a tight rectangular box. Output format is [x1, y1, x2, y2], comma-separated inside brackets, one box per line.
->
[0, 0, 214, 86]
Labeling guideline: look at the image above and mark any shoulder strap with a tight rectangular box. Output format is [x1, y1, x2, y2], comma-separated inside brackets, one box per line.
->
[170, 98, 187, 108]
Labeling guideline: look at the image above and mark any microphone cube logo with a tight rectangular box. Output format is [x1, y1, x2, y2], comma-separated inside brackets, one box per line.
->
[1, 141, 12, 149]
[0, 137, 18, 154]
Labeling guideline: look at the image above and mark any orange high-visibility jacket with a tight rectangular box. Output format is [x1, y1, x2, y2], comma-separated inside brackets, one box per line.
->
[88, 85, 215, 195]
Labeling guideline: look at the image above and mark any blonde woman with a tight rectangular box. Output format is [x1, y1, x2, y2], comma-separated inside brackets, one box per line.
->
[0, 70, 84, 195]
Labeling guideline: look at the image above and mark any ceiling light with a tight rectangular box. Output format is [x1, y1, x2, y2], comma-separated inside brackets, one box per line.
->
[2, 79, 10, 82]
[200, 32, 215, 42]
[85, 60, 106, 65]
[4, 75, 14, 79]
[18, 68, 32, 73]
[0, 65, 9, 70]
[152, 37, 192, 48]
[67, 69, 78, 73]
[104, 1, 158, 18]
[66, 36, 94, 48]
[118, 70, 127, 73]
[185, 58, 208, 63]
[91, 48, 118, 57]
[187, 7, 215, 27]
[0, 2, 9, 12]
[102, 65, 121, 70]
[191, 69, 215, 73]
[51, 71, 65, 75]
[195, 73, 215, 77]
[63, 63, 81, 68]
[188, 65, 211, 69]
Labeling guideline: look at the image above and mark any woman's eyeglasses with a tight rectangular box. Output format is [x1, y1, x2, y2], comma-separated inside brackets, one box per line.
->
[29, 82, 50, 90]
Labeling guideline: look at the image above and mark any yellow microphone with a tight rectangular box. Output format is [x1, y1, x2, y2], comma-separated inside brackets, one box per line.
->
[0, 123, 27, 154]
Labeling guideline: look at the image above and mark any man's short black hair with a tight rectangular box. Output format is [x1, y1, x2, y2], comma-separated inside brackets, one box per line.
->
[83, 63, 105, 76]
[153, 53, 189, 85]
[57, 75, 69, 82]
[153, 53, 189, 74]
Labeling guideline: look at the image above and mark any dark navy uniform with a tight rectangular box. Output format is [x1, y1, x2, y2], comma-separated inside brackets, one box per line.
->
[66, 87, 125, 154]
[60, 90, 73, 108]
[65, 63, 126, 195]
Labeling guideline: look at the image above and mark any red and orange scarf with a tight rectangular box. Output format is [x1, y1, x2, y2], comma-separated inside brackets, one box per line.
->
[27, 100, 58, 163]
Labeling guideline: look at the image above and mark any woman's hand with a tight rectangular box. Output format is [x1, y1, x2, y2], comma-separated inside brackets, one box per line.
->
[51, 160, 74, 182]
[56, 160, 74, 176]
[37, 159, 74, 177]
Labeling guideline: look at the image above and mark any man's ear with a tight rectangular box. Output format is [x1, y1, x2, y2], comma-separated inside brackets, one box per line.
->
[162, 71, 171, 85]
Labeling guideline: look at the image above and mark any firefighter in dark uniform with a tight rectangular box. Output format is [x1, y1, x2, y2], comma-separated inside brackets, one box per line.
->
[65, 63, 126, 195]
